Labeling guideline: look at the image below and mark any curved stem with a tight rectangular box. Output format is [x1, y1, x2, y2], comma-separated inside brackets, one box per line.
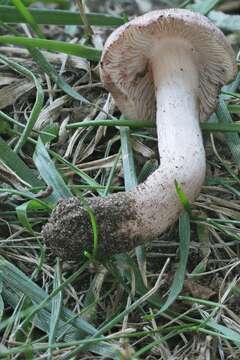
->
[132, 39, 206, 238]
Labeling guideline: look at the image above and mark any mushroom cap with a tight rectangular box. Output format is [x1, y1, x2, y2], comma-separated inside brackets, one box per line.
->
[100, 9, 237, 122]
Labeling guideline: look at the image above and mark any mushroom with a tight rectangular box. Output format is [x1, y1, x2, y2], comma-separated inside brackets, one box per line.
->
[42, 9, 237, 261]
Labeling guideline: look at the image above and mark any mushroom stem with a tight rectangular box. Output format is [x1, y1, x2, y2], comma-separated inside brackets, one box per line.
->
[42, 41, 206, 261]
[133, 39, 206, 236]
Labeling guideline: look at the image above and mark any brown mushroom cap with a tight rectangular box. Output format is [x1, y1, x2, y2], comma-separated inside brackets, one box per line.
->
[100, 8, 237, 122]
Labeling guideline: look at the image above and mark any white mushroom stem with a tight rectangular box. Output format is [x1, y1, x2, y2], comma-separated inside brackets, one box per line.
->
[131, 39, 206, 237]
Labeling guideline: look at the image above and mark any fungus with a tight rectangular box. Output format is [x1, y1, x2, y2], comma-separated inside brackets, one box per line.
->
[42, 9, 237, 260]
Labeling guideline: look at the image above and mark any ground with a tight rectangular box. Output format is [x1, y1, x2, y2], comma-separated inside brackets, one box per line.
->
[0, 0, 240, 359]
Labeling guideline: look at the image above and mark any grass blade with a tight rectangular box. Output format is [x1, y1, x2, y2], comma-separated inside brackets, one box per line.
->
[48, 260, 62, 360]
[16, 199, 51, 234]
[0, 54, 44, 153]
[50, 150, 105, 196]
[0, 136, 43, 187]
[1, 31, 101, 106]
[103, 150, 121, 196]
[29, 47, 91, 105]
[67, 119, 240, 133]
[0, 5, 124, 26]
[11, 0, 44, 38]
[0, 257, 96, 337]
[60, 268, 167, 359]
[0, 35, 101, 61]
[1, 17, 93, 107]
[190, 0, 222, 15]
[120, 126, 146, 285]
[33, 138, 73, 204]
[209, 11, 240, 32]
[0, 276, 4, 323]
[201, 122, 240, 133]
[158, 211, 190, 313]
[216, 98, 240, 166]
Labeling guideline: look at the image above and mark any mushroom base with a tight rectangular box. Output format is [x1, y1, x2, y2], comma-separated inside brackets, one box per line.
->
[42, 195, 149, 261]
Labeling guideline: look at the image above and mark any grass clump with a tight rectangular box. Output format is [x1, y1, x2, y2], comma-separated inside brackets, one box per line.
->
[0, 0, 240, 359]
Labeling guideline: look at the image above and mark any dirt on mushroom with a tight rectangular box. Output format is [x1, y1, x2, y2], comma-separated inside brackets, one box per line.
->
[43, 195, 144, 260]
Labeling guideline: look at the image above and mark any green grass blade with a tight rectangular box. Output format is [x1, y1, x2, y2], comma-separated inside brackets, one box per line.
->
[2, 30, 101, 106]
[103, 150, 121, 196]
[228, 105, 240, 114]
[11, 0, 44, 38]
[222, 91, 240, 100]
[40, 123, 59, 144]
[158, 211, 190, 313]
[111, 254, 150, 297]
[0, 5, 124, 26]
[0, 136, 43, 187]
[223, 72, 240, 94]
[119, 126, 146, 284]
[175, 180, 192, 215]
[1, 17, 92, 105]
[21, 0, 69, 5]
[33, 138, 73, 204]
[0, 35, 101, 61]
[48, 260, 62, 360]
[67, 119, 240, 133]
[138, 159, 158, 183]
[216, 98, 240, 166]
[50, 150, 105, 196]
[190, 0, 222, 15]
[133, 326, 195, 358]
[209, 11, 240, 32]
[0, 259, 119, 357]
[60, 271, 165, 359]
[16, 200, 51, 234]
[0, 276, 4, 323]
[0, 257, 96, 337]
[0, 54, 44, 153]
[0, 111, 57, 141]
[29, 47, 90, 105]
[201, 314, 240, 348]
[201, 123, 240, 133]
